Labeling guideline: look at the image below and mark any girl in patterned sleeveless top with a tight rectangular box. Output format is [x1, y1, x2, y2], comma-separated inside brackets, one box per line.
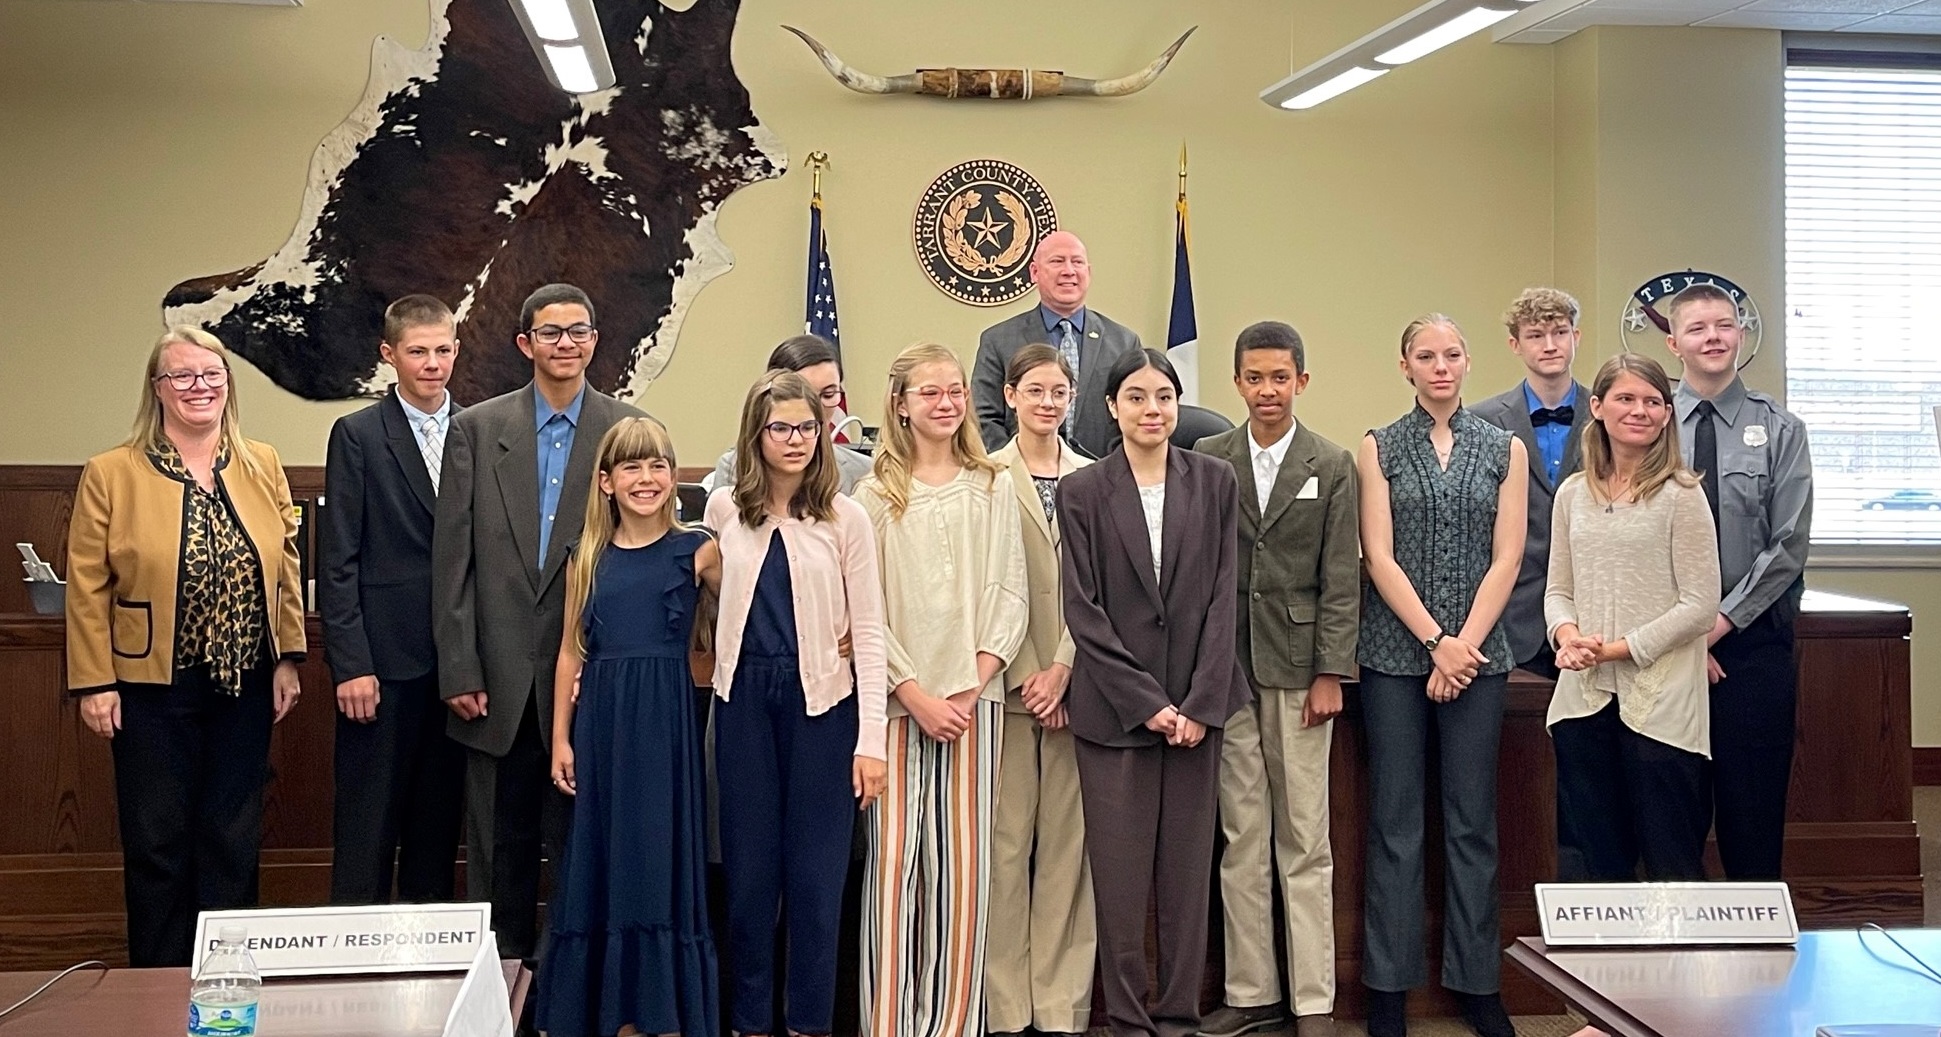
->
[1355, 316, 1528, 1037]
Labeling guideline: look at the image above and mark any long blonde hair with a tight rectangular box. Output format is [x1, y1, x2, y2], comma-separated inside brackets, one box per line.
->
[565, 417, 685, 655]
[129, 326, 263, 482]
[870, 342, 1000, 516]
[732, 370, 839, 529]
[1580, 353, 1696, 505]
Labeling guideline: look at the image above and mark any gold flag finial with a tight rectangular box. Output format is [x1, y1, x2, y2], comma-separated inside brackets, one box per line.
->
[807, 150, 830, 200]
[1177, 142, 1188, 201]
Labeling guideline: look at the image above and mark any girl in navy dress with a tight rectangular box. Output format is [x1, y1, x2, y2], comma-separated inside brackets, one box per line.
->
[538, 416, 722, 1037]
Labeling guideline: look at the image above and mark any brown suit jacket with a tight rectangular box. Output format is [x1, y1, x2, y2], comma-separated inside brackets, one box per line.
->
[1058, 445, 1248, 748]
[990, 437, 1091, 709]
[66, 441, 306, 693]
[1194, 423, 1361, 691]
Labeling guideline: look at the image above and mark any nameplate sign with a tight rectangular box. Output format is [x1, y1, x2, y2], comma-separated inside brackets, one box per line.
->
[193, 903, 493, 978]
[1535, 882, 1798, 946]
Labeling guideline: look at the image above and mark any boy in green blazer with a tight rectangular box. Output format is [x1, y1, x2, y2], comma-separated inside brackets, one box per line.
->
[1195, 321, 1360, 1037]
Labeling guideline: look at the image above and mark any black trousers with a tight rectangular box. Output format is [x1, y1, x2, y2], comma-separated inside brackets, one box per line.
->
[1709, 603, 1799, 881]
[330, 672, 466, 904]
[1552, 700, 1709, 882]
[111, 663, 274, 968]
[464, 695, 570, 962]
[1075, 733, 1222, 1037]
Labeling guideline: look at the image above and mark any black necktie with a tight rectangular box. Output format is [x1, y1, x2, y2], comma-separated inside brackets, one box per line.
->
[1531, 405, 1575, 427]
[1693, 400, 1721, 533]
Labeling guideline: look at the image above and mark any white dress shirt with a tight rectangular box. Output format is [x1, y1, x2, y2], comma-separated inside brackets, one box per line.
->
[1248, 421, 1298, 506]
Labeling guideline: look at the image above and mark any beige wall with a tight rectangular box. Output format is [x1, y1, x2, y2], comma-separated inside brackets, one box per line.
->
[0, 3, 1931, 737]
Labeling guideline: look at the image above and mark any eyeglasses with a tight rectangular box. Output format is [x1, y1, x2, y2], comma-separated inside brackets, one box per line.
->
[527, 323, 596, 345]
[763, 420, 822, 443]
[154, 368, 229, 391]
[1016, 386, 1070, 405]
[904, 385, 968, 405]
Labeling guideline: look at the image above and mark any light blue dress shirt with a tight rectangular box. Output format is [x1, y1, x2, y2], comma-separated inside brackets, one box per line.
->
[397, 389, 452, 454]
[1523, 380, 1578, 486]
[535, 384, 586, 566]
[1039, 304, 1088, 338]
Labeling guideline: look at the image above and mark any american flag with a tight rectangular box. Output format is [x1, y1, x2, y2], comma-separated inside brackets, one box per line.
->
[806, 193, 853, 441]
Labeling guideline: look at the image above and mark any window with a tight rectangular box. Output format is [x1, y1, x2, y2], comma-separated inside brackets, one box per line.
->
[1784, 57, 1941, 547]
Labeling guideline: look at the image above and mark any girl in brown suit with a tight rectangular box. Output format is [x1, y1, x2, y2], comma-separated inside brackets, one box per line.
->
[66, 326, 306, 967]
[1058, 348, 1249, 1037]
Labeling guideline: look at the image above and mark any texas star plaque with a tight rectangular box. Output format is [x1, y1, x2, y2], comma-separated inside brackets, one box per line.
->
[914, 160, 1058, 306]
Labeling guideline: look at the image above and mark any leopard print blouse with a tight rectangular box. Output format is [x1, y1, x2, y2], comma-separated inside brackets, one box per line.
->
[150, 444, 266, 696]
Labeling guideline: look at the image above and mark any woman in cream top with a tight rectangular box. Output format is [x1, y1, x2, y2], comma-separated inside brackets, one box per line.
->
[1545, 354, 1721, 885]
[853, 343, 1026, 1037]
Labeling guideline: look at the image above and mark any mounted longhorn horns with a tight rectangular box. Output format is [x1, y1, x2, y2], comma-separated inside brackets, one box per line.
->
[781, 26, 1197, 100]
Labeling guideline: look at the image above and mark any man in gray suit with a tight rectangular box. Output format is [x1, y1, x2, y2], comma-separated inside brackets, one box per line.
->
[1471, 287, 1589, 679]
[972, 230, 1142, 459]
[1196, 322, 1360, 1037]
[434, 282, 646, 960]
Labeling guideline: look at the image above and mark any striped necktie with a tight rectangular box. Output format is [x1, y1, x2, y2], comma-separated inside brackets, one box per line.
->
[421, 415, 443, 494]
[1056, 319, 1080, 434]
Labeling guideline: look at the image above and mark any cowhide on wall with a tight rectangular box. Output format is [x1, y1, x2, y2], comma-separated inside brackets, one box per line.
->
[164, 0, 783, 405]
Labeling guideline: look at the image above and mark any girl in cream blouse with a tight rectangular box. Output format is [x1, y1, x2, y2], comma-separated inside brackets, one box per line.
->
[853, 342, 1027, 1037]
[1544, 354, 1721, 887]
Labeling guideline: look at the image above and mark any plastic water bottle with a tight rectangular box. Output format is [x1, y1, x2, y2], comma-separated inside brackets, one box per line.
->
[187, 925, 260, 1036]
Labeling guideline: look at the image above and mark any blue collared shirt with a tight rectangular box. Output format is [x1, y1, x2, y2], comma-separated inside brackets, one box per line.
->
[1039, 305, 1088, 338]
[1524, 380, 1577, 485]
[396, 389, 452, 456]
[535, 384, 587, 565]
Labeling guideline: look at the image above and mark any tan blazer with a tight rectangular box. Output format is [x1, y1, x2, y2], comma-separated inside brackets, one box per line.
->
[991, 437, 1091, 711]
[66, 441, 306, 693]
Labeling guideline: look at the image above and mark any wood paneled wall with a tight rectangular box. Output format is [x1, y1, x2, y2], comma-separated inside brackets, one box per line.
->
[0, 466, 1920, 1022]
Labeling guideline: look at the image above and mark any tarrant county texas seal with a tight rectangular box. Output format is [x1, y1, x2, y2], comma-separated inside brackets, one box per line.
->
[914, 160, 1058, 306]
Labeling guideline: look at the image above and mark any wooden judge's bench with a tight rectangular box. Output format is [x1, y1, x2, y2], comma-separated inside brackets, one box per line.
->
[0, 465, 1920, 1020]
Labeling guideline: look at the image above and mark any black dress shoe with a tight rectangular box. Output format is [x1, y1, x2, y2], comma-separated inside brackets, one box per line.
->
[1453, 991, 1515, 1037]
[1365, 987, 1408, 1037]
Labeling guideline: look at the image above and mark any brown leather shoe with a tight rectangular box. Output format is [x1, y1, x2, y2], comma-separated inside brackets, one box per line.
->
[1296, 1015, 1337, 1037]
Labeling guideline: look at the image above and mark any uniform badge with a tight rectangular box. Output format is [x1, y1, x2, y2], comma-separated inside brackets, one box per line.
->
[913, 160, 1058, 306]
[1743, 425, 1768, 448]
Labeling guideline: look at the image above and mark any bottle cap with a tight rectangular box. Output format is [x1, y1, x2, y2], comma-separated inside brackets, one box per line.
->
[218, 925, 247, 943]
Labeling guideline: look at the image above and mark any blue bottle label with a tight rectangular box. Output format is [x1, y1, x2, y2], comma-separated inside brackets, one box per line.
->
[187, 999, 257, 1036]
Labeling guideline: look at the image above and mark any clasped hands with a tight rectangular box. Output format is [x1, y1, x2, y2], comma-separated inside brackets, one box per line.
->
[1552, 624, 1605, 672]
[1144, 705, 1206, 748]
[1428, 635, 1488, 703]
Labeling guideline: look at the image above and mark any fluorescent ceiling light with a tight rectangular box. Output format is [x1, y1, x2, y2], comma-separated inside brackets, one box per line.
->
[544, 43, 599, 94]
[518, 0, 579, 42]
[1280, 66, 1389, 110]
[1375, 6, 1518, 65]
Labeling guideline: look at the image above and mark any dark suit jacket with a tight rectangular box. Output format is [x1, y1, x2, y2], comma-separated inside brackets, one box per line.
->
[433, 383, 644, 756]
[1058, 446, 1248, 748]
[1472, 380, 1589, 664]
[320, 389, 460, 686]
[1194, 423, 1360, 691]
[973, 307, 1143, 459]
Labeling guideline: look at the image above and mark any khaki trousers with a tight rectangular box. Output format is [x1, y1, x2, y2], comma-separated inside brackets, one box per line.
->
[986, 711, 1097, 1034]
[1217, 686, 1336, 1015]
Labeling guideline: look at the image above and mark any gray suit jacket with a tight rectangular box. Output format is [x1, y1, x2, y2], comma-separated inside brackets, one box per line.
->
[1058, 446, 1248, 748]
[1194, 423, 1360, 692]
[433, 383, 645, 756]
[972, 307, 1143, 460]
[1472, 380, 1589, 666]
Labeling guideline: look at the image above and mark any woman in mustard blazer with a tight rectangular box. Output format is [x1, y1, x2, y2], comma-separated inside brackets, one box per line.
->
[66, 326, 306, 968]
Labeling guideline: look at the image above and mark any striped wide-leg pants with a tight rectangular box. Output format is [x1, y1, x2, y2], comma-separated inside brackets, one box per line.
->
[860, 700, 1002, 1037]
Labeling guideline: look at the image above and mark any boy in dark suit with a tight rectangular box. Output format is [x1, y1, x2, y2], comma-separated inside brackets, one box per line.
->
[433, 283, 647, 960]
[1472, 287, 1590, 679]
[321, 294, 467, 904]
[1196, 322, 1359, 1037]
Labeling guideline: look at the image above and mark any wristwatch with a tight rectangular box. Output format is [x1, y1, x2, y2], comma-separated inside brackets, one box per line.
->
[1423, 631, 1448, 652]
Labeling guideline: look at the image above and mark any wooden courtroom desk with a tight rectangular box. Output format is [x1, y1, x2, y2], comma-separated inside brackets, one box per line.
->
[0, 465, 1921, 1021]
[1507, 932, 1941, 1036]
[0, 964, 530, 1037]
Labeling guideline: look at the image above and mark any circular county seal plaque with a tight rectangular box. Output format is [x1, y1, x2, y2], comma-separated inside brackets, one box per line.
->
[914, 160, 1058, 306]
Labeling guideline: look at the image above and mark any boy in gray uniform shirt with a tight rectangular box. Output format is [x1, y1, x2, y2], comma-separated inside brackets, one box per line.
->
[1663, 282, 1813, 881]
